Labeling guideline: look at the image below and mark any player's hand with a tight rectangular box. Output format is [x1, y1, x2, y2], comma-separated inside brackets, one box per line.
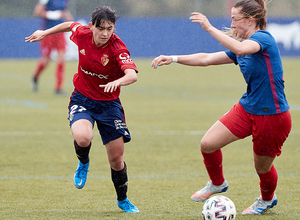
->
[190, 12, 213, 32]
[99, 81, 120, 93]
[151, 55, 173, 69]
[25, 30, 46, 43]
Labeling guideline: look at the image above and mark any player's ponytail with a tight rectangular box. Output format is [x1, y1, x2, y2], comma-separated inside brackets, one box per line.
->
[234, 0, 269, 30]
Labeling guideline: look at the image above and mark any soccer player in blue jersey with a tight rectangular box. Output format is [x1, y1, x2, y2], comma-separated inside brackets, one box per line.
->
[151, 0, 291, 215]
[32, 0, 73, 95]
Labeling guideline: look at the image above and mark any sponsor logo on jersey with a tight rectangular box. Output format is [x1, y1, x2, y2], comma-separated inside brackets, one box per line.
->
[80, 66, 108, 79]
[101, 54, 109, 66]
[119, 52, 133, 64]
[80, 49, 86, 55]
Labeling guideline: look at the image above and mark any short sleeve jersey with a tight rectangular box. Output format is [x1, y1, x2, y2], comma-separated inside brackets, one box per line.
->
[225, 30, 289, 115]
[39, 0, 69, 29]
[70, 22, 138, 101]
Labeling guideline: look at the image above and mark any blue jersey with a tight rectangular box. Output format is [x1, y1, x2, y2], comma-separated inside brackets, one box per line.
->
[225, 30, 289, 115]
[39, 0, 69, 29]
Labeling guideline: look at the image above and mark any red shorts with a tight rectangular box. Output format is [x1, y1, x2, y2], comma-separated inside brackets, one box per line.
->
[219, 103, 292, 157]
[40, 33, 66, 57]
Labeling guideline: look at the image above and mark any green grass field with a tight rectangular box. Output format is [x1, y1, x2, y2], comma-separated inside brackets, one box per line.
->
[0, 58, 299, 219]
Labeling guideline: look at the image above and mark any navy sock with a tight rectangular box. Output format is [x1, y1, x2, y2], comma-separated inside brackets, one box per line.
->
[111, 162, 128, 201]
[74, 140, 91, 164]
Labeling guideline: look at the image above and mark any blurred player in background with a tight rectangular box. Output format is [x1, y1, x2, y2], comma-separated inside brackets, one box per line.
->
[26, 6, 139, 213]
[151, 0, 291, 215]
[32, 0, 73, 95]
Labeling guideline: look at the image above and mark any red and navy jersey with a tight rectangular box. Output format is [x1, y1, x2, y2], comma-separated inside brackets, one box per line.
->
[70, 22, 138, 101]
[39, 0, 70, 29]
[226, 30, 289, 115]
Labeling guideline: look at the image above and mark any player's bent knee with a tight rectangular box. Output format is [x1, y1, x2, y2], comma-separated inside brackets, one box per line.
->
[74, 134, 93, 147]
[109, 159, 124, 171]
[200, 138, 219, 153]
[200, 139, 211, 152]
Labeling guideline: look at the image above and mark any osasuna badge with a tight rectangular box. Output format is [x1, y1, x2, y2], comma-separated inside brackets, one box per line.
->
[101, 54, 109, 66]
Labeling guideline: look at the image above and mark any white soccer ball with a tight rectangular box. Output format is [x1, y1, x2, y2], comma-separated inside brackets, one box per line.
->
[202, 195, 236, 220]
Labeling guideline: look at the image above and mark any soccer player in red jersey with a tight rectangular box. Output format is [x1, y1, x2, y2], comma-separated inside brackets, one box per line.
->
[26, 6, 139, 213]
[32, 0, 73, 95]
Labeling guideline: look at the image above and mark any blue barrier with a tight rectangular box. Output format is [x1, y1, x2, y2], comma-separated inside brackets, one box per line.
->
[1, 18, 41, 58]
[1, 17, 300, 58]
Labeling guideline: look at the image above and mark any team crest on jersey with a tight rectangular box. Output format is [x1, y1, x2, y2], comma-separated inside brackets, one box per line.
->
[101, 54, 109, 66]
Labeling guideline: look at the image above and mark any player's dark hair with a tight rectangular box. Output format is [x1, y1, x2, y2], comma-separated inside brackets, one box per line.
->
[91, 6, 120, 27]
[234, 0, 268, 30]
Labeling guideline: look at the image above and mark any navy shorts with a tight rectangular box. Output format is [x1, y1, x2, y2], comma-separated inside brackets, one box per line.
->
[68, 90, 131, 145]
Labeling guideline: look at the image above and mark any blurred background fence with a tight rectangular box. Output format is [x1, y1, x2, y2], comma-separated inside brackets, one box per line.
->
[1, 0, 300, 18]
[1, 0, 300, 58]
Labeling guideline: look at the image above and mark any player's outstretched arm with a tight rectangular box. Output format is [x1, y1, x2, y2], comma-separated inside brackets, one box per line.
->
[151, 52, 233, 69]
[25, 22, 73, 43]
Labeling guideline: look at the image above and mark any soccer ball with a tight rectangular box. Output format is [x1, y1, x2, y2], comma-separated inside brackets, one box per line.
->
[202, 195, 236, 220]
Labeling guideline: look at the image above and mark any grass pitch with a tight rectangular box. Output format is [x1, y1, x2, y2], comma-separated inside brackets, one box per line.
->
[0, 58, 300, 219]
